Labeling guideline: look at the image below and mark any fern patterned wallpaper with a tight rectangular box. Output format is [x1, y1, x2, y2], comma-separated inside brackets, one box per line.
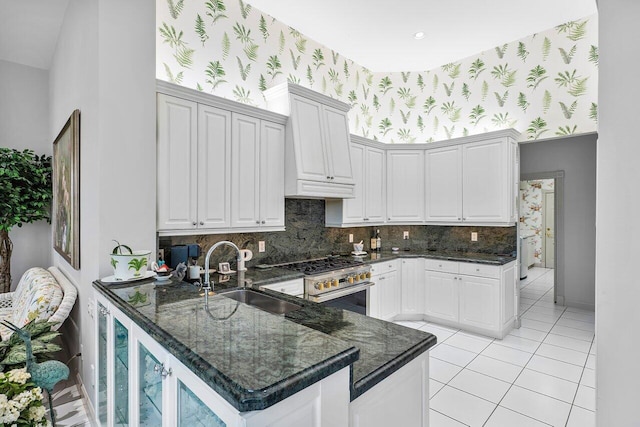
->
[520, 179, 555, 265]
[156, 0, 598, 143]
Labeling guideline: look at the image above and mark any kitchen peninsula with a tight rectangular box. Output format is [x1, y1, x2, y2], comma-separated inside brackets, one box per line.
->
[93, 267, 436, 427]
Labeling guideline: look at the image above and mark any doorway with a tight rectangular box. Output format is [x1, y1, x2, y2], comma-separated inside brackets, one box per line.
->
[519, 171, 564, 306]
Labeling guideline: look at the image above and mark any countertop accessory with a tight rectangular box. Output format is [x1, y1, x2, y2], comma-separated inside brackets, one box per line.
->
[351, 251, 367, 256]
[101, 270, 156, 284]
[353, 242, 364, 253]
[391, 247, 400, 253]
[203, 241, 243, 304]
[155, 274, 172, 282]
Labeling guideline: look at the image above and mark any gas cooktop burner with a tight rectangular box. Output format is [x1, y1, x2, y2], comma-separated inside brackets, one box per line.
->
[280, 257, 364, 275]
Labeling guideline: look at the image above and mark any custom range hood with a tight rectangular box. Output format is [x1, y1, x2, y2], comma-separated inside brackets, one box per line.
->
[264, 83, 355, 199]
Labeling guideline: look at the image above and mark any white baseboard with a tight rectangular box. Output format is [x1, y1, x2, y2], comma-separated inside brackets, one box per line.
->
[564, 300, 595, 311]
[76, 372, 96, 425]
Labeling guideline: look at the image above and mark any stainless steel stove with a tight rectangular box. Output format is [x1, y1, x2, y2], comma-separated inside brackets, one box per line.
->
[279, 257, 373, 313]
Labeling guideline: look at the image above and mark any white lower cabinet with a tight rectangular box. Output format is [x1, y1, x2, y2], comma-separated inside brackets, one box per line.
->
[422, 261, 517, 338]
[369, 260, 400, 321]
[424, 270, 459, 323]
[95, 293, 350, 427]
[349, 351, 429, 427]
[400, 259, 425, 317]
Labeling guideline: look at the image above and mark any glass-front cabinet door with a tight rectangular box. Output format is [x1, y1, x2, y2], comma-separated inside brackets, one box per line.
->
[97, 301, 109, 426]
[138, 342, 164, 426]
[177, 380, 226, 427]
[113, 318, 129, 426]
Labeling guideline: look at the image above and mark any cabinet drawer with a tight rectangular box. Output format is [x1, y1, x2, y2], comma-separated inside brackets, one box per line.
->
[370, 260, 398, 276]
[259, 279, 304, 297]
[459, 262, 500, 279]
[424, 259, 459, 274]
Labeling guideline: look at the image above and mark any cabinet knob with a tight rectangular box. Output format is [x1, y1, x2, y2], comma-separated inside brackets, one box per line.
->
[476, 268, 480, 272]
[199, 221, 204, 226]
[327, 176, 331, 179]
[154, 363, 172, 378]
[192, 221, 197, 226]
[256, 220, 260, 224]
[331, 176, 335, 180]
[388, 217, 391, 221]
[261, 220, 266, 224]
[458, 218, 461, 221]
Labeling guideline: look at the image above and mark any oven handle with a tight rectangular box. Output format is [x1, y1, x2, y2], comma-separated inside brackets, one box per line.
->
[307, 281, 375, 303]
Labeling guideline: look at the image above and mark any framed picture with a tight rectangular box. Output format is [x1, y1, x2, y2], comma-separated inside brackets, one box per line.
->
[218, 262, 231, 274]
[53, 110, 81, 269]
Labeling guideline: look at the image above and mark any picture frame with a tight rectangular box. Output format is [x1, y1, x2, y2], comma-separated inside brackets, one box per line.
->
[218, 262, 231, 274]
[53, 110, 81, 269]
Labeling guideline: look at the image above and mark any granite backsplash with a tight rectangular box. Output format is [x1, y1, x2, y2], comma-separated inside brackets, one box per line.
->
[161, 199, 517, 268]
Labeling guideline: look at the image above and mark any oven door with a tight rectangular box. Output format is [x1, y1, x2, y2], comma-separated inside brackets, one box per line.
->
[309, 282, 374, 315]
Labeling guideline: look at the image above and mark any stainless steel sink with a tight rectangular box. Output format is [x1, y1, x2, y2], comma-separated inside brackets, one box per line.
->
[220, 289, 301, 315]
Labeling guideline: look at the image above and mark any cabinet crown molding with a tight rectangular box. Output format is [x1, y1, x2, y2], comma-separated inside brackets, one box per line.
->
[156, 79, 287, 125]
[264, 82, 351, 115]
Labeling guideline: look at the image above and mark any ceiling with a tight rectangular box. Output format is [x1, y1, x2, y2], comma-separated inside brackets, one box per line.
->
[0, 0, 597, 72]
[247, 0, 598, 72]
[0, 0, 69, 70]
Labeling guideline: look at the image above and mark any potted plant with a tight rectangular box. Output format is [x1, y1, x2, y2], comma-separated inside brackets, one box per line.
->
[0, 149, 52, 294]
[109, 241, 151, 280]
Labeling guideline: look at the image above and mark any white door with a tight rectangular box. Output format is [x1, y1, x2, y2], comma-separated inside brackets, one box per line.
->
[462, 138, 509, 222]
[322, 104, 354, 184]
[425, 145, 462, 222]
[364, 146, 386, 222]
[157, 94, 198, 231]
[386, 150, 425, 222]
[197, 104, 231, 229]
[401, 259, 425, 315]
[342, 143, 365, 222]
[260, 121, 285, 227]
[458, 275, 500, 331]
[424, 271, 459, 322]
[289, 94, 329, 181]
[379, 270, 400, 321]
[231, 114, 261, 228]
[543, 190, 555, 268]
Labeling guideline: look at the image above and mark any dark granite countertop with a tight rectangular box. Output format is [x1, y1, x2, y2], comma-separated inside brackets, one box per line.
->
[94, 270, 436, 408]
[359, 250, 517, 266]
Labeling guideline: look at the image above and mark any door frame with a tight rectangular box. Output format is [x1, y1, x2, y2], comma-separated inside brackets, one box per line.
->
[541, 189, 555, 269]
[520, 171, 564, 305]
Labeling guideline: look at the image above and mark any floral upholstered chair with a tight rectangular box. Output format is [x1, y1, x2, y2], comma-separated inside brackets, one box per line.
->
[0, 267, 78, 340]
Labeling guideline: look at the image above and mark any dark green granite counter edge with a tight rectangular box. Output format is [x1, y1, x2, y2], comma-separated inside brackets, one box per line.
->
[350, 334, 437, 400]
[358, 251, 516, 266]
[93, 280, 359, 411]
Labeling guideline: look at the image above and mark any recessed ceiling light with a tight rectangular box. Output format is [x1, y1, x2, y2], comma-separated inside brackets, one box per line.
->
[414, 31, 425, 40]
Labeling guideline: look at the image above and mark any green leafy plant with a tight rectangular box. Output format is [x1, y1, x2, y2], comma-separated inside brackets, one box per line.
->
[0, 368, 48, 425]
[397, 129, 415, 143]
[518, 92, 530, 112]
[167, 0, 184, 19]
[331, 50, 339, 65]
[400, 110, 411, 124]
[306, 65, 314, 87]
[127, 258, 147, 276]
[494, 90, 509, 107]
[195, 14, 208, 46]
[259, 15, 269, 41]
[205, 0, 227, 23]
[423, 96, 436, 115]
[527, 117, 549, 140]
[417, 115, 425, 133]
[469, 105, 486, 126]
[491, 64, 516, 87]
[542, 37, 551, 61]
[312, 48, 325, 70]
[442, 63, 460, 79]
[462, 83, 471, 101]
[289, 50, 301, 70]
[526, 65, 548, 90]
[468, 58, 486, 80]
[0, 320, 61, 370]
[295, 37, 307, 54]
[287, 74, 301, 85]
[401, 72, 411, 83]
[417, 74, 425, 91]
[0, 149, 51, 293]
[378, 77, 393, 94]
[378, 118, 392, 136]
[163, 63, 183, 84]
[236, 57, 251, 81]
[238, 0, 252, 18]
[205, 61, 227, 90]
[279, 30, 285, 54]
[373, 94, 380, 112]
[589, 103, 598, 123]
[481, 81, 489, 101]
[258, 74, 267, 92]
[517, 42, 529, 62]
[441, 101, 461, 121]
[243, 42, 259, 62]
[174, 46, 194, 68]
[588, 45, 599, 66]
[556, 125, 578, 136]
[233, 85, 253, 104]
[221, 33, 230, 60]
[559, 101, 578, 119]
[558, 45, 577, 64]
[159, 23, 184, 50]
[495, 44, 508, 59]
[432, 74, 439, 92]
[233, 23, 252, 44]
[266, 55, 282, 81]
[128, 290, 148, 306]
[443, 82, 455, 97]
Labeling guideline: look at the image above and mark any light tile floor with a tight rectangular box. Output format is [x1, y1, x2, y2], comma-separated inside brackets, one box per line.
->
[396, 267, 596, 427]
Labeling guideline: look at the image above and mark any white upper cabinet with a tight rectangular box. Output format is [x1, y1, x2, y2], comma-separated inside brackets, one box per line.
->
[386, 149, 424, 223]
[231, 114, 285, 229]
[462, 137, 511, 223]
[325, 138, 386, 226]
[425, 130, 519, 226]
[157, 94, 199, 231]
[264, 83, 355, 199]
[197, 104, 231, 229]
[425, 145, 462, 222]
[156, 81, 286, 236]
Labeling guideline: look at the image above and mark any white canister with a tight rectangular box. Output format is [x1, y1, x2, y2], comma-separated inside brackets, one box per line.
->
[188, 265, 201, 280]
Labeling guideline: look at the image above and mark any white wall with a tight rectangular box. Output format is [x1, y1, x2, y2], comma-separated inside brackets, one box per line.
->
[49, 0, 155, 410]
[596, 2, 640, 425]
[520, 133, 596, 309]
[0, 60, 52, 289]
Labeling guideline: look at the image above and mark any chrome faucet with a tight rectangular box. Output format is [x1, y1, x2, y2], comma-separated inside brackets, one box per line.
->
[202, 241, 242, 303]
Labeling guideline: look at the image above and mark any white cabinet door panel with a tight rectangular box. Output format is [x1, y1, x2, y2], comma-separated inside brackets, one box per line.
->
[462, 138, 509, 222]
[459, 276, 500, 331]
[365, 146, 386, 222]
[425, 145, 462, 222]
[231, 114, 261, 228]
[157, 94, 198, 230]
[343, 143, 365, 222]
[260, 121, 285, 227]
[323, 105, 354, 184]
[401, 259, 425, 315]
[424, 271, 458, 322]
[197, 105, 231, 229]
[290, 94, 329, 181]
[386, 150, 424, 222]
